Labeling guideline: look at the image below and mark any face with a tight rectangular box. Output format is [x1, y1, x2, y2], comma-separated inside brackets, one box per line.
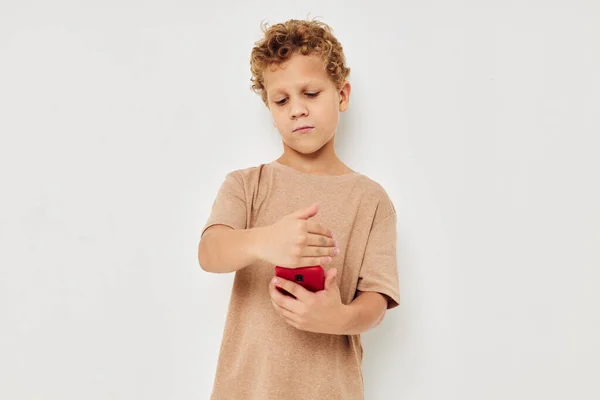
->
[263, 53, 351, 155]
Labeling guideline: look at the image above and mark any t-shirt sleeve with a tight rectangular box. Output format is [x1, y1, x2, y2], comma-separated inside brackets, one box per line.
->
[356, 204, 401, 309]
[201, 171, 248, 237]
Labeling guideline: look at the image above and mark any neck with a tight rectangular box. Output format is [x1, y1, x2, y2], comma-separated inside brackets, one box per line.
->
[278, 139, 352, 176]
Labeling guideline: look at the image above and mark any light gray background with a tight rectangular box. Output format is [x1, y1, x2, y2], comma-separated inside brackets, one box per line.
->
[1, 1, 599, 399]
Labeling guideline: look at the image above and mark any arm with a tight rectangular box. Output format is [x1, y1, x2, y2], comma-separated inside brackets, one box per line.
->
[338, 290, 389, 335]
[198, 225, 263, 273]
[198, 204, 338, 274]
[269, 272, 390, 336]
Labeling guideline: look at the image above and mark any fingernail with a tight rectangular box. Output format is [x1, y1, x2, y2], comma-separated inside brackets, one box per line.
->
[273, 278, 278, 284]
[333, 239, 338, 247]
[334, 247, 339, 256]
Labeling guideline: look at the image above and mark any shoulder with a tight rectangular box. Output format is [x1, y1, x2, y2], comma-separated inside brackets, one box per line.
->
[354, 174, 397, 217]
[222, 163, 267, 185]
[219, 163, 276, 199]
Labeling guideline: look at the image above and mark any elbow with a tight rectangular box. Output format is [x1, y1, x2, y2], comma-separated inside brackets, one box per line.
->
[374, 295, 389, 327]
[198, 233, 227, 274]
[374, 309, 386, 328]
[366, 294, 388, 331]
[198, 252, 208, 272]
[197, 237, 214, 272]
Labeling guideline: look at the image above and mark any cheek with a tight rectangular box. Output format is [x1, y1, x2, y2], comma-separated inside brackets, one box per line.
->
[272, 114, 286, 128]
[315, 106, 338, 128]
[317, 97, 338, 118]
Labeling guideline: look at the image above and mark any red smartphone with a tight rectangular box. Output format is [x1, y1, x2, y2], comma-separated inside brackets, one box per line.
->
[274, 265, 325, 297]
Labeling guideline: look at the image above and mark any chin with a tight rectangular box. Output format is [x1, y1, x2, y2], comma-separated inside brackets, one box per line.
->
[287, 141, 328, 155]
[282, 131, 335, 154]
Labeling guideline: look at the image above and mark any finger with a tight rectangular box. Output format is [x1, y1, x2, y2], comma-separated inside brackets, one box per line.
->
[305, 233, 336, 248]
[270, 279, 302, 311]
[298, 256, 333, 266]
[271, 300, 300, 329]
[306, 221, 333, 238]
[272, 276, 312, 303]
[324, 268, 338, 291]
[300, 244, 338, 258]
[283, 317, 300, 330]
[271, 299, 300, 323]
[289, 203, 318, 220]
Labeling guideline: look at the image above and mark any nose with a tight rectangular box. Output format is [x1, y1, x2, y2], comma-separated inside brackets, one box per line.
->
[289, 98, 308, 119]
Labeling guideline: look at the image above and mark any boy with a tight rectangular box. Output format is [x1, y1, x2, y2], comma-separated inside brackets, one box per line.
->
[198, 18, 400, 400]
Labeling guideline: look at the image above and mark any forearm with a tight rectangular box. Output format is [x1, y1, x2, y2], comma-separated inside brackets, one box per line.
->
[337, 292, 388, 335]
[198, 226, 263, 273]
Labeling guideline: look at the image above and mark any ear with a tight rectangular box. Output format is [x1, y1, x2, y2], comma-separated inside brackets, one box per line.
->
[338, 81, 351, 112]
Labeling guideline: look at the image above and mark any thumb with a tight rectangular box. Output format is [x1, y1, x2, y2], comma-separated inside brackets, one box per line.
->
[324, 268, 338, 291]
[290, 202, 319, 220]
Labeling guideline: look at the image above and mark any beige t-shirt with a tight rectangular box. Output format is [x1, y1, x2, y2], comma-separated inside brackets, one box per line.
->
[201, 160, 400, 400]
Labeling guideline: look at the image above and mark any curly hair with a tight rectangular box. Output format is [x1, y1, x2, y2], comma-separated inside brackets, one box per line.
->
[250, 18, 351, 106]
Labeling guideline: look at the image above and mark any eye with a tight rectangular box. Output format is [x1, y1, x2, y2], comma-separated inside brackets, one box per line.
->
[274, 92, 320, 106]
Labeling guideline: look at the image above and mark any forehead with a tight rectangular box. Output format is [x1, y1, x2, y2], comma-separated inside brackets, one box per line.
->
[264, 53, 331, 94]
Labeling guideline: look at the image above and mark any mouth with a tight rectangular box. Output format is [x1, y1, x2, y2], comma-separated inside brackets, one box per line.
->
[293, 126, 314, 133]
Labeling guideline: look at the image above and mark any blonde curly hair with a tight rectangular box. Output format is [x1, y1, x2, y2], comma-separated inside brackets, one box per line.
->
[250, 18, 351, 106]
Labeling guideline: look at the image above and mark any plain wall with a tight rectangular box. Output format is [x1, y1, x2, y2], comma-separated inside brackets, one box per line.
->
[1, 1, 599, 399]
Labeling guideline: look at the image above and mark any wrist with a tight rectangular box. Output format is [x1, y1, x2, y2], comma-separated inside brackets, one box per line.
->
[247, 226, 267, 262]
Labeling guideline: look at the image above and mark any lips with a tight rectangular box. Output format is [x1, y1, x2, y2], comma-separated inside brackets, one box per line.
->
[294, 125, 314, 132]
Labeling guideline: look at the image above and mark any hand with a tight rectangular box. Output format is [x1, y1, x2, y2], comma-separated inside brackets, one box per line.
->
[269, 268, 350, 334]
[256, 203, 339, 268]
